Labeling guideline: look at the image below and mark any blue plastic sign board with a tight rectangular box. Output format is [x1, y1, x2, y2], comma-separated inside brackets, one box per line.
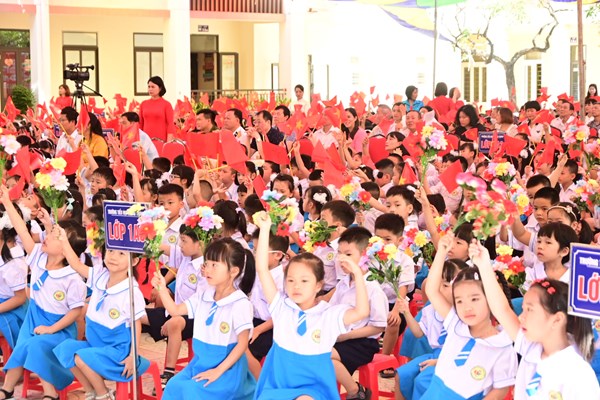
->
[102, 128, 115, 138]
[478, 132, 505, 154]
[103, 201, 148, 252]
[569, 243, 600, 319]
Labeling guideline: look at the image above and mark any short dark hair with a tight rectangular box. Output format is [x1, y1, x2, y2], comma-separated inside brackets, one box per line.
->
[148, 76, 166, 96]
[538, 222, 578, 264]
[459, 142, 475, 152]
[526, 174, 550, 189]
[171, 165, 194, 188]
[294, 84, 304, 92]
[92, 167, 117, 186]
[524, 101, 541, 111]
[339, 226, 372, 252]
[274, 105, 291, 119]
[257, 110, 273, 125]
[272, 174, 295, 193]
[227, 108, 243, 124]
[197, 108, 217, 124]
[121, 111, 140, 123]
[434, 82, 448, 97]
[534, 187, 559, 205]
[158, 183, 184, 200]
[61, 106, 79, 123]
[321, 200, 355, 228]
[374, 213, 405, 236]
[152, 157, 171, 173]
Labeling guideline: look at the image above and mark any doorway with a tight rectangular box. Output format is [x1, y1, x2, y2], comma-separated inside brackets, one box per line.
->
[0, 30, 31, 108]
[190, 35, 239, 96]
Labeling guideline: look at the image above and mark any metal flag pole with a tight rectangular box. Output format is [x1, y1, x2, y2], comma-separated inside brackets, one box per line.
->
[128, 252, 139, 400]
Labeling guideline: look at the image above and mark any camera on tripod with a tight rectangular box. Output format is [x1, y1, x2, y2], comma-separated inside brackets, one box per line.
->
[63, 63, 94, 82]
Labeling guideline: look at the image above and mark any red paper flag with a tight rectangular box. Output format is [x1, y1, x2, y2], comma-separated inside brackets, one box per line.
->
[311, 140, 329, 163]
[8, 178, 25, 202]
[219, 130, 248, 174]
[402, 134, 424, 158]
[537, 87, 550, 103]
[252, 174, 267, 198]
[3, 97, 19, 121]
[199, 93, 209, 106]
[326, 144, 344, 171]
[120, 122, 140, 150]
[368, 136, 388, 164]
[77, 106, 90, 132]
[569, 149, 582, 159]
[162, 141, 185, 163]
[439, 160, 463, 193]
[376, 117, 393, 135]
[446, 134, 459, 151]
[517, 124, 530, 135]
[370, 86, 376, 95]
[503, 135, 527, 158]
[399, 164, 417, 185]
[298, 137, 314, 156]
[322, 96, 337, 108]
[537, 141, 555, 168]
[188, 132, 219, 158]
[371, 95, 380, 108]
[464, 128, 478, 142]
[57, 148, 82, 176]
[113, 157, 126, 186]
[123, 148, 142, 174]
[268, 91, 276, 112]
[323, 160, 345, 188]
[262, 141, 290, 165]
[534, 110, 554, 125]
[11, 146, 31, 183]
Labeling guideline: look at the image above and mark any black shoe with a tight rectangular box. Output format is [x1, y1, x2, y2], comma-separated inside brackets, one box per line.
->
[152, 371, 175, 395]
[379, 367, 396, 379]
[0, 389, 14, 400]
[346, 383, 371, 400]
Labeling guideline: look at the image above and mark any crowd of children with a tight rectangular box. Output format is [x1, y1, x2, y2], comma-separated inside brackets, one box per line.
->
[0, 82, 600, 400]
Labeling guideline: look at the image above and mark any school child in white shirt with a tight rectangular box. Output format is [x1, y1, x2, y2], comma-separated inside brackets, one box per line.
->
[395, 259, 469, 400]
[54, 234, 149, 400]
[252, 211, 369, 399]
[0, 190, 87, 400]
[319, 200, 356, 292]
[302, 186, 332, 222]
[421, 234, 518, 399]
[214, 200, 250, 249]
[373, 213, 416, 372]
[522, 222, 578, 291]
[247, 231, 288, 379]
[332, 227, 389, 399]
[151, 238, 256, 400]
[385, 185, 420, 232]
[0, 205, 29, 350]
[471, 240, 600, 399]
[144, 217, 211, 389]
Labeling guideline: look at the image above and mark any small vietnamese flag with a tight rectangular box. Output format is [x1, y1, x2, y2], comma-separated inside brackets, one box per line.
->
[400, 164, 417, 185]
[439, 160, 463, 193]
[77, 106, 90, 132]
[3, 97, 19, 121]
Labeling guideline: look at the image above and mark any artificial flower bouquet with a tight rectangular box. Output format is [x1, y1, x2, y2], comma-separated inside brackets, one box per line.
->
[0, 134, 20, 179]
[572, 179, 600, 214]
[35, 157, 69, 223]
[584, 139, 600, 168]
[482, 161, 517, 187]
[86, 221, 105, 258]
[493, 245, 526, 291]
[419, 125, 448, 181]
[508, 183, 531, 217]
[340, 178, 372, 212]
[564, 121, 589, 147]
[298, 220, 336, 252]
[363, 236, 404, 298]
[402, 227, 435, 266]
[256, 190, 299, 237]
[182, 206, 224, 250]
[126, 204, 170, 263]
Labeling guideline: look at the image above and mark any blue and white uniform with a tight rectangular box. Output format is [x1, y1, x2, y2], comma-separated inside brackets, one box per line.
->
[5, 244, 86, 390]
[163, 288, 255, 400]
[54, 263, 150, 382]
[421, 308, 517, 400]
[513, 329, 600, 399]
[160, 217, 183, 264]
[313, 243, 338, 291]
[254, 292, 350, 399]
[522, 261, 569, 291]
[398, 304, 446, 400]
[170, 248, 207, 305]
[0, 246, 28, 348]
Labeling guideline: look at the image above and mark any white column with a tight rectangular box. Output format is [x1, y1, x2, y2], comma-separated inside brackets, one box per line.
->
[163, 0, 191, 103]
[30, 0, 51, 103]
[279, 0, 308, 97]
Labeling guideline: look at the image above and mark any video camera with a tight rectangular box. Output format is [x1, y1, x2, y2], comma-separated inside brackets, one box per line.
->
[63, 63, 94, 82]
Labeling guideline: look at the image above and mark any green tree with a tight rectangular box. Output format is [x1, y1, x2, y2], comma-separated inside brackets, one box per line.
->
[11, 85, 35, 114]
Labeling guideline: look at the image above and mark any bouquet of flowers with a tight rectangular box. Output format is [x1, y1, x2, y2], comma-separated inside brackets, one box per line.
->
[572, 179, 600, 213]
[86, 221, 105, 258]
[182, 206, 224, 250]
[419, 125, 448, 180]
[0, 134, 20, 179]
[458, 192, 516, 241]
[298, 220, 336, 252]
[456, 172, 487, 201]
[340, 179, 372, 212]
[434, 213, 452, 236]
[126, 204, 170, 262]
[482, 161, 517, 187]
[584, 139, 600, 168]
[493, 245, 526, 291]
[564, 122, 589, 147]
[402, 227, 434, 264]
[508, 183, 531, 217]
[35, 157, 70, 223]
[256, 190, 299, 237]
[363, 237, 404, 298]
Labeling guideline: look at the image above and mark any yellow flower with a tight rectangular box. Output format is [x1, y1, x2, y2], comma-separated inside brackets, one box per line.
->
[50, 157, 67, 171]
[383, 244, 397, 258]
[126, 203, 144, 215]
[503, 269, 514, 280]
[434, 216, 444, 226]
[421, 126, 433, 138]
[414, 231, 428, 247]
[153, 219, 168, 235]
[35, 172, 51, 189]
[369, 236, 383, 244]
[494, 162, 509, 176]
[516, 194, 529, 210]
[303, 242, 313, 252]
[496, 245, 513, 257]
[303, 221, 314, 233]
[576, 130, 586, 142]
[340, 184, 354, 198]
[286, 207, 298, 223]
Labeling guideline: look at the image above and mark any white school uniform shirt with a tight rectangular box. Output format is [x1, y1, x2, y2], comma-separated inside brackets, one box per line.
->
[251, 263, 284, 321]
[160, 217, 183, 264]
[381, 182, 394, 198]
[0, 246, 28, 299]
[363, 208, 383, 234]
[27, 244, 87, 315]
[85, 263, 147, 329]
[379, 252, 415, 303]
[522, 261, 569, 291]
[418, 304, 446, 350]
[185, 288, 254, 346]
[312, 126, 340, 150]
[432, 308, 517, 397]
[269, 291, 349, 355]
[329, 273, 388, 338]
[559, 182, 577, 203]
[231, 231, 250, 250]
[313, 243, 338, 291]
[55, 129, 82, 154]
[169, 246, 208, 305]
[226, 183, 239, 203]
[514, 330, 600, 400]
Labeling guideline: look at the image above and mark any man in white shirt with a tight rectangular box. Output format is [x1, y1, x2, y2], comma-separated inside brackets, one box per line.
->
[120, 112, 159, 161]
[223, 108, 249, 151]
[311, 109, 340, 149]
[55, 106, 82, 154]
[550, 99, 575, 135]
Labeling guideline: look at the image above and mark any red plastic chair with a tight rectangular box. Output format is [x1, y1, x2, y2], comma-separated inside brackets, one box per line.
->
[115, 361, 162, 400]
[152, 140, 164, 157]
[22, 370, 82, 400]
[355, 354, 400, 399]
[162, 337, 194, 372]
[0, 336, 11, 369]
[161, 142, 184, 162]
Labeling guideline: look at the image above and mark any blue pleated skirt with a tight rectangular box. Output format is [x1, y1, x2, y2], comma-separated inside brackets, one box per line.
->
[0, 297, 28, 348]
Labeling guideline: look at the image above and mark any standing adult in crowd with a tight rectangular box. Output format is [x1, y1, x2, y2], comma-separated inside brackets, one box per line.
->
[139, 76, 175, 142]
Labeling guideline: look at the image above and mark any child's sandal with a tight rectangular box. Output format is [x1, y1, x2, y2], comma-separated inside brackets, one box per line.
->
[379, 367, 396, 379]
[0, 389, 14, 400]
[85, 391, 97, 400]
[95, 390, 115, 400]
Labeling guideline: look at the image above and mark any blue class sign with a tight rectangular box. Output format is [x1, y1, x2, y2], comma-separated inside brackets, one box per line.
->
[569, 243, 600, 319]
[103, 201, 147, 252]
[478, 132, 505, 154]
